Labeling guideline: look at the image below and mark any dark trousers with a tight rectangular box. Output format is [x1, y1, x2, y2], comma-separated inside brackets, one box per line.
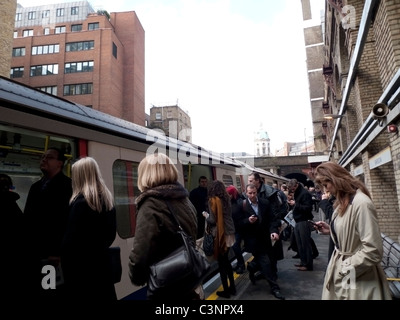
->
[217, 250, 235, 292]
[294, 221, 313, 270]
[248, 253, 279, 292]
[232, 233, 245, 268]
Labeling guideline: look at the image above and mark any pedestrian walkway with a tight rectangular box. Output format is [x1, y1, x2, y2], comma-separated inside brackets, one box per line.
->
[203, 228, 330, 300]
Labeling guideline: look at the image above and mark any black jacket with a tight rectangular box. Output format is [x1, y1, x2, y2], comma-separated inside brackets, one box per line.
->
[24, 171, 72, 259]
[238, 198, 280, 254]
[61, 194, 117, 300]
[292, 184, 314, 223]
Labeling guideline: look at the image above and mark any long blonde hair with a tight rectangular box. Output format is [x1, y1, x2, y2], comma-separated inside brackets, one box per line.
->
[137, 153, 178, 192]
[71, 157, 114, 212]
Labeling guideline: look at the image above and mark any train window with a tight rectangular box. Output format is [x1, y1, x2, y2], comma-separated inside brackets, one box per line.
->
[235, 176, 242, 194]
[112, 159, 140, 239]
[222, 174, 234, 187]
[0, 124, 74, 210]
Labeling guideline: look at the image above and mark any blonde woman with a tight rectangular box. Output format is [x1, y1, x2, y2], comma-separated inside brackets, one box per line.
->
[61, 157, 117, 300]
[128, 153, 199, 300]
[314, 161, 392, 300]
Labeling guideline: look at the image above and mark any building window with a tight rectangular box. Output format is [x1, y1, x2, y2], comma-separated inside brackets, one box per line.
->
[23, 29, 34, 37]
[32, 44, 59, 55]
[15, 13, 22, 21]
[63, 83, 93, 96]
[65, 61, 94, 73]
[88, 22, 99, 30]
[71, 7, 79, 15]
[30, 64, 59, 77]
[12, 47, 26, 57]
[28, 11, 36, 20]
[155, 112, 162, 120]
[65, 41, 94, 51]
[56, 8, 64, 17]
[42, 10, 50, 18]
[71, 24, 82, 32]
[13, 31, 18, 38]
[10, 67, 24, 78]
[55, 26, 66, 34]
[44, 28, 50, 35]
[112, 42, 117, 58]
[38, 86, 57, 95]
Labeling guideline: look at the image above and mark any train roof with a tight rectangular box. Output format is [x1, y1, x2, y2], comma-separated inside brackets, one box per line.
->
[0, 76, 289, 182]
[0, 76, 241, 167]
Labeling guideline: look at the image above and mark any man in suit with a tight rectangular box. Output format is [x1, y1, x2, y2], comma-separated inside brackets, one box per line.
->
[247, 172, 287, 277]
[239, 183, 285, 300]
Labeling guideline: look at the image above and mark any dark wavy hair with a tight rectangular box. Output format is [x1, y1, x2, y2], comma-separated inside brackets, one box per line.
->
[208, 180, 231, 213]
[314, 162, 371, 216]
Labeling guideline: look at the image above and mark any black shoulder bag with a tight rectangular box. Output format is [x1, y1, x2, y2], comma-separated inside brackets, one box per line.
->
[147, 201, 211, 296]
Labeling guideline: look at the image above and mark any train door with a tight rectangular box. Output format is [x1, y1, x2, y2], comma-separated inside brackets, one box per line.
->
[182, 163, 213, 193]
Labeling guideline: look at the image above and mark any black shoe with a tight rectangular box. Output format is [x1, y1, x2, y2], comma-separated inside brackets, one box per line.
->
[272, 289, 285, 300]
[292, 254, 300, 259]
[313, 253, 319, 259]
[230, 286, 236, 296]
[216, 291, 230, 298]
[249, 271, 256, 285]
[235, 266, 244, 274]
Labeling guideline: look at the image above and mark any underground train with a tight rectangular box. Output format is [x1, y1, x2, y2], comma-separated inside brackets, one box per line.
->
[0, 75, 289, 300]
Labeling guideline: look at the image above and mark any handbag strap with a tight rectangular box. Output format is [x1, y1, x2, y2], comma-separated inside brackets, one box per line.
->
[165, 200, 184, 232]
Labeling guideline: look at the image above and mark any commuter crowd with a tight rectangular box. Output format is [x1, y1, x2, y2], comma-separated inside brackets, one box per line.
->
[2, 150, 392, 301]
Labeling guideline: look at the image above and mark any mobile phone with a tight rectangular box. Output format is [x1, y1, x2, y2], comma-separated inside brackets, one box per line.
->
[307, 220, 317, 226]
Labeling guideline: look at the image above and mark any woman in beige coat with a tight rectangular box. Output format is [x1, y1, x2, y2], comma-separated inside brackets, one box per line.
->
[314, 162, 392, 300]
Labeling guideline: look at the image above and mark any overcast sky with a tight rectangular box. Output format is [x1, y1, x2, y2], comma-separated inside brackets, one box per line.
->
[17, 0, 325, 155]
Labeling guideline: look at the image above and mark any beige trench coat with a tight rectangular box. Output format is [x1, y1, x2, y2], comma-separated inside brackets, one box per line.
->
[322, 189, 392, 300]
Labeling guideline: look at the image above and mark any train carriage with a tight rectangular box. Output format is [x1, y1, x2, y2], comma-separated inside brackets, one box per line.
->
[0, 75, 289, 299]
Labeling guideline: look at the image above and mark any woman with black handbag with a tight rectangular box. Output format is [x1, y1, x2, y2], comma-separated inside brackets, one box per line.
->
[128, 153, 201, 300]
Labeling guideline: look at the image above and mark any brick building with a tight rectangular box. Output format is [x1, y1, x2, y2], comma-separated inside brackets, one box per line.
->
[149, 105, 192, 142]
[0, 0, 17, 78]
[11, 1, 145, 125]
[310, 0, 400, 240]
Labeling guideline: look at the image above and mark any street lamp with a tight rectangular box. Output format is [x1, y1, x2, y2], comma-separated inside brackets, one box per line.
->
[323, 114, 343, 120]
[323, 113, 351, 146]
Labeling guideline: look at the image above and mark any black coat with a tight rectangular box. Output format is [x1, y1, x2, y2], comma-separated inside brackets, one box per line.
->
[292, 184, 314, 223]
[189, 186, 208, 239]
[24, 171, 72, 259]
[61, 194, 117, 300]
[238, 198, 280, 255]
[0, 190, 24, 297]
[23, 171, 72, 295]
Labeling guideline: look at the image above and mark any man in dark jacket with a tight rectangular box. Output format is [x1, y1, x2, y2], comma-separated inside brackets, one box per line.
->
[189, 176, 208, 239]
[287, 179, 315, 271]
[247, 173, 287, 276]
[24, 147, 72, 298]
[239, 183, 285, 300]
